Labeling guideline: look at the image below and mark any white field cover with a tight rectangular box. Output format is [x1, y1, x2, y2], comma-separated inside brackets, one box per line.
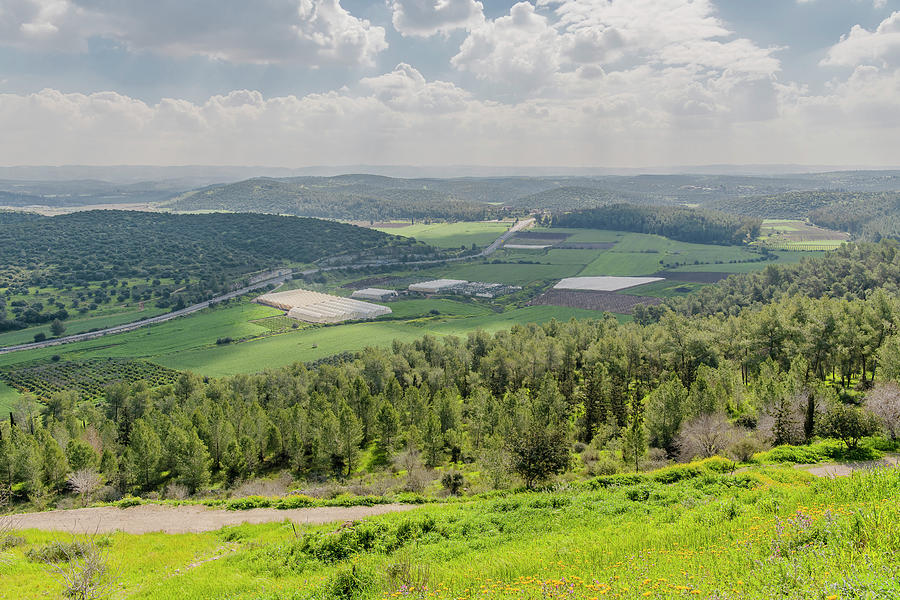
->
[256, 288, 391, 323]
[554, 276, 664, 292]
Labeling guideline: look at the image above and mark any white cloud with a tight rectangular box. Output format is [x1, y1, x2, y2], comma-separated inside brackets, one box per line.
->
[360, 63, 471, 112]
[451, 2, 562, 89]
[2, 57, 899, 170]
[821, 11, 900, 67]
[0, 0, 387, 66]
[389, 0, 484, 37]
[450, 0, 781, 96]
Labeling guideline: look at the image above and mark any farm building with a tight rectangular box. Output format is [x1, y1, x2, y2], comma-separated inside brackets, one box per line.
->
[408, 279, 467, 293]
[255, 288, 391, 324]
[554, 276, 664, 292]
[351, 288, 398, 301]
[408, 279, 521, 298]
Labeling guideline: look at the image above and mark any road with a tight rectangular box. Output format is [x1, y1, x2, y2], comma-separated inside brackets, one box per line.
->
[0, 218, 535, 356]
[5, 503, 420, 535]
[0, 274, 290, 355]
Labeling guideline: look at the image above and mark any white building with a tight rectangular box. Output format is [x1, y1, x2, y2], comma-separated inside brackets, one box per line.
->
[408, 279, 467, 294]
[256, 288, 391, 324]
[351, 288, 398, 301]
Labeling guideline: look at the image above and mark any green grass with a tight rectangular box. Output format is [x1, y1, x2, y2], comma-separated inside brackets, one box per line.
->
[375, 221, 510, 248]
[5, 466, 900, 599]
[155, 305, 609, 377]
[0, 305, 169, 348]
[0, 301, 283, 371]
[619, 279, 707, 298]
[669, 251, 824, 273]
[0, 380, 21, 413]
[419, 262, 584, 285]
[579, 251, 666, 276]
[0, 294, 608, 378]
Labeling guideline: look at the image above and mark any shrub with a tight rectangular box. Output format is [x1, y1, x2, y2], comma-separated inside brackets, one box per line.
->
[27, 541, 93, 563]
[225, 495, 272, 510]
[114, 496, 142, 509]
[275, 494, 318, 509]
[328, 564, 375, 600]
[440, 471, 465, 496]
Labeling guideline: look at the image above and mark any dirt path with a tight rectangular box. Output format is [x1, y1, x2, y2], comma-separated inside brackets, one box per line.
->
[798, 453, 900, 478]
[7, 503, 420, 535]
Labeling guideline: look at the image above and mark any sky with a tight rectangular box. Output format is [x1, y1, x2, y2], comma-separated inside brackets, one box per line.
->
[0, 0, 899, 169]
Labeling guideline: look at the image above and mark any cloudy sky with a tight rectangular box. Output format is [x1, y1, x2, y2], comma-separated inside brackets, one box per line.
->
[1, 0, 898, 168]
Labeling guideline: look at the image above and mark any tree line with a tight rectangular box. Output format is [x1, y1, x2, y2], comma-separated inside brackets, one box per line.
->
[552, 204, 761, 245]
[3, 285, 900, 500]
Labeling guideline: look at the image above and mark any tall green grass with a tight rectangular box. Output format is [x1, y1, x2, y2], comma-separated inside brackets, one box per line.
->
[5, 465, 900, 599]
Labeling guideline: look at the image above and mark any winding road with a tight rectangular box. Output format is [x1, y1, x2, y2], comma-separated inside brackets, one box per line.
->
[0, 218, 534, 356]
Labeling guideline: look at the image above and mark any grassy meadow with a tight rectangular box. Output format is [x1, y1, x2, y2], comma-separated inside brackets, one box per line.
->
[0, 296, 609, 389]
[3, 463, 899, 599]
[374, 221, 511, 248]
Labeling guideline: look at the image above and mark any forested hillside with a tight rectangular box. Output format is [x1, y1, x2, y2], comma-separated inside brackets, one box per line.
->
[509, 186, 639, 211]
[807, 192, 900, 239]
[0, 211, 432, 333]
[649, 240, 900, 318]
[165, 177, 498, 221]
[704, 191, 848, 219]
[552, 203, 760, 245]
[4, 284, 900, 498]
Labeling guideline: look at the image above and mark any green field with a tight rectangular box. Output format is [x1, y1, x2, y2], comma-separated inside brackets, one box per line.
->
[757, 219, 849, 251]
[0, 305, 169, 348]
[0, 380, 19, 413]
[620, 279, 707, 297]
[375, 221, 510, 248]
[4, 465, 899, 599]
[0, 297, 609, 381]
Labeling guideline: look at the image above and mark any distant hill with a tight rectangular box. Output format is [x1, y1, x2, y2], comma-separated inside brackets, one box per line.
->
[703, 191, 850, 219]
[0, 210, 435, 298]
[163, 176, 499, 221]
[509, 186, 643, 211]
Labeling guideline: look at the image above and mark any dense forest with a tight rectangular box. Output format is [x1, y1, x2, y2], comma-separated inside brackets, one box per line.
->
[509, 186, 640, 211]
[807, 192, 900, 239]
[552, 203, 761, 245]
[4, 243, 900, 500]
[0, 211, 436, 333]
[640, 241, 900, 319]
[704, 191, 847, 219]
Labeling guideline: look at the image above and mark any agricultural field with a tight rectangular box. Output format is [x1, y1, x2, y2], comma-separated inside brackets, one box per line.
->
[4, 465, 899, 599]
[373, 221, 511, 248]
[0, 296, 608, 393]
[756, 219, 849, 251]
[0, 358, 180, 401]
[0, 303, 168, 348]
[531, 289, 662, 313]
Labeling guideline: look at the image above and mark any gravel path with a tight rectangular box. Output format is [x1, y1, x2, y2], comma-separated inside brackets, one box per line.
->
[800, 454, 900, 478]
[6, 503, 420, 534]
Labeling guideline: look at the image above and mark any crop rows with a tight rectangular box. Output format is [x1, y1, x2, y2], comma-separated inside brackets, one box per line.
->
[0, 358, 180, 401]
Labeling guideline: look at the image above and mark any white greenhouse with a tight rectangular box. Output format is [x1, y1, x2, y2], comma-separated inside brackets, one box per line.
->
[255, 288, 391, 324]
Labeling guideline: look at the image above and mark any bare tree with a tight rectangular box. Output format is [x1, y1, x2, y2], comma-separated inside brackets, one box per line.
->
[866, 382, 900, 440]
[49, 532, 117, 600]
[676, 413, 739, 461]
[67, 470, 103, 508]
